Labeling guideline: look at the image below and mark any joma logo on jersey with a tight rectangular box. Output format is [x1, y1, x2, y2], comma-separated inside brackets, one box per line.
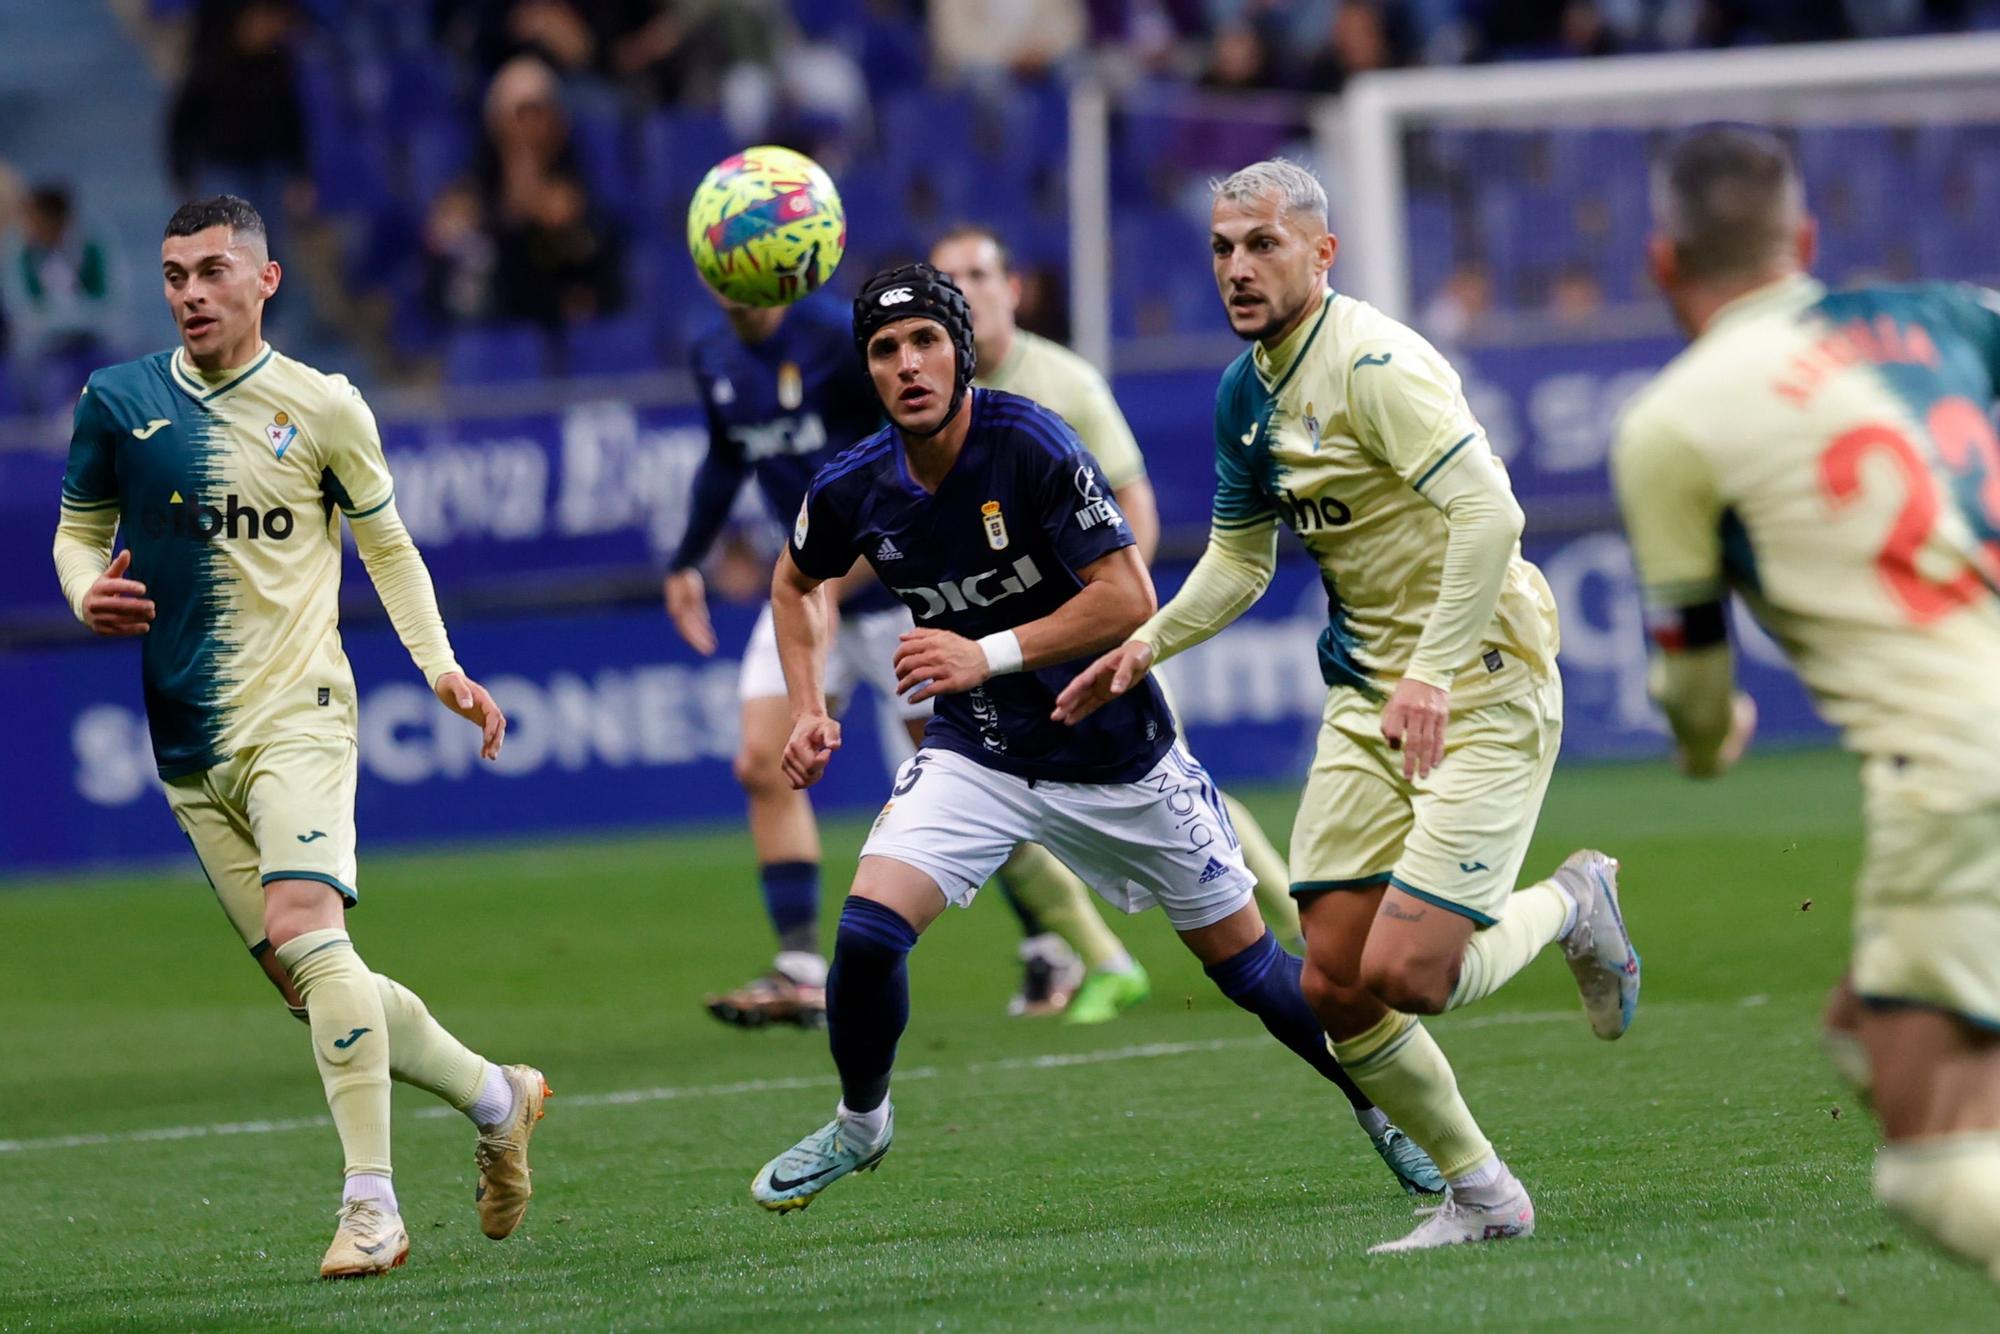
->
[893, 555, 1043, 619]
[1280, 487, 1352, 533]
[138, 491, 297, 542]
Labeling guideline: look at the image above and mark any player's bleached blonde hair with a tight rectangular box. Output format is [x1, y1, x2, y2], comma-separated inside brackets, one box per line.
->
[1211, 158, 1329, 224]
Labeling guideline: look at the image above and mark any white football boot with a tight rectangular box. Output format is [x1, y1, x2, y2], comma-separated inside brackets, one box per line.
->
[1554, 849, 1640, 1040]
[1367, 1182, 1536, 1254]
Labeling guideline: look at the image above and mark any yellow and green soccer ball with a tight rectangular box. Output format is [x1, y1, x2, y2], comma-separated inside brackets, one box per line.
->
[686, 145, 846, 307]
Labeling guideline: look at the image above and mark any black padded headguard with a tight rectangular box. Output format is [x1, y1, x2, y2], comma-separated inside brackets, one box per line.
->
[853, 262, 977, 436]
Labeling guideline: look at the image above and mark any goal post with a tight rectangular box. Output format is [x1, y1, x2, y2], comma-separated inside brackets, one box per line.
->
[1331, 30, 2000, 323]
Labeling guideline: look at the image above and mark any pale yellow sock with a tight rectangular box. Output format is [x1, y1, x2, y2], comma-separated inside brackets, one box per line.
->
[1875, 1133, 2000, 1283]
[374, 974, 487, 1112]
[1446, 881, 1570, 1011]
[1331, 1010, 1494, 1179]
[998, 843, 1130, 971]
[276, 928, 392, 1179]
[1224, 793, 1302, 944]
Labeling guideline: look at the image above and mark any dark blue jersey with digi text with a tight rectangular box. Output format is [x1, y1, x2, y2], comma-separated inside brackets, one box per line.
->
[675, 294, 895, 613]
[789, 388, 1176, 784]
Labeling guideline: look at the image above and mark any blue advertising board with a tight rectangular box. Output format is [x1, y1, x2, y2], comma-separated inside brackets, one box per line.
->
[0, 332, 1685, 624]
[1, 538, 1827, 876]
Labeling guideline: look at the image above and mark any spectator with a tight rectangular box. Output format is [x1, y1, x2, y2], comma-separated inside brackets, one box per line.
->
[477, 57, 624, 327]
[2, 185, 120, 408]
[168, 0, 310, 213]
[1421, 260, 1494, 346]
[609, 1, 787, 109]
[1548, 262, 1605, 326]
[1300, 1, 1397, 94]
[420, 182, 497, 326]
[492, 174, 624, 325]
[1201, 22, 1277, 91]
[930, 0, 1086, 84]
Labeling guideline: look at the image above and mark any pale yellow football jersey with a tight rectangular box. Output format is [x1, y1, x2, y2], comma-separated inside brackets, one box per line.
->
[975, 328, 1146, 490]
[61, 345, 403, 777]
[1613, 275, 2000, 806]
[1210, 290, 1559, 711]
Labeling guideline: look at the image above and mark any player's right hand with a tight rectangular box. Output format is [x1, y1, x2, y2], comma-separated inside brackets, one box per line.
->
[663, 567, 716, 655]
[783, 712, 842, 789]
[1050, 639, 1154, 725]
[82, 549, 155, 638]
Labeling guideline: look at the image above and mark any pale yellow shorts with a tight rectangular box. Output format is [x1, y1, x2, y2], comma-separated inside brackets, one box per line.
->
[1289, 674, 1563, 925]
[1853, 759, 2000, 1031]
[164, 735, 360, 953]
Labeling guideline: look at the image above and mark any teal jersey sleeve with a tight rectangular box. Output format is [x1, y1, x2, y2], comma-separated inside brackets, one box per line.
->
[1211, 355, 1276, 532]
[1940, 284, 2000, 392]
[61, 381, 121, 512]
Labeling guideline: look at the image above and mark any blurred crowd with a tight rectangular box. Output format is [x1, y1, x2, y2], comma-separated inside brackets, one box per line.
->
[0, 0, 1993, 402]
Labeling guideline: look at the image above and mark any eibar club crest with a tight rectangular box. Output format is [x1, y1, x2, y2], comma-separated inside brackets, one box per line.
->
[265, 410, 299, 460]
[980, 500, 1009, 551]
[1303, 401, 1322, 451]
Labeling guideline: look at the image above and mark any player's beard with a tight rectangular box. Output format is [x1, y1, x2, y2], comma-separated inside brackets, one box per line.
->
[1229, 289, 1306, 343]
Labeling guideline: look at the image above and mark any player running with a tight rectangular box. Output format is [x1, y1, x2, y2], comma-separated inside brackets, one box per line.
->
[667, 288, 1154, 1027]
[748, 262, 1442, 1211]
[932, 223, 1304, 1024]
[1058, 159, 1640, 1252]
[51, 196, 546, 1279]
[1614, 126, 2000, 1283]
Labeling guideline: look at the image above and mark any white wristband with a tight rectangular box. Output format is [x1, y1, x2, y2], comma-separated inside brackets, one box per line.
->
[977, 630, 1023, 677]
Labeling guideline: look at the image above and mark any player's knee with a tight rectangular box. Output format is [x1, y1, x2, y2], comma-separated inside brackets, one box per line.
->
[733, 739, 788, 794]
[1300, 955, 1372, 1025]
[1360, 956, 1452, 1016]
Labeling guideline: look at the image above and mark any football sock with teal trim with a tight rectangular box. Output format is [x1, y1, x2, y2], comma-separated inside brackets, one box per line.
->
[277, 928, 393, 1182]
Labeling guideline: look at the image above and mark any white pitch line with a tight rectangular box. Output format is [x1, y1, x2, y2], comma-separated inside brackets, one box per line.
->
[0, 1009, 1580, 1157]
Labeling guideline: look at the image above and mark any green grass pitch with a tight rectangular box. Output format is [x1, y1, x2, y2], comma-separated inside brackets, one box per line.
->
[0, 748, 1990, 1329]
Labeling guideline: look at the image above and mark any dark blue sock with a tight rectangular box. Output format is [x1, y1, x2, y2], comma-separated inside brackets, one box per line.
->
[1205, 931, 1372, 1112]
[760, 860, 820, 955]
[827, 896, 920, 1114]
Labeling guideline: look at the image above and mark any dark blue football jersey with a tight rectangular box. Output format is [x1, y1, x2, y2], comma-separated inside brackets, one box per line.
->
[674, 294, 895, 613]
[790, 388, 1175, 784]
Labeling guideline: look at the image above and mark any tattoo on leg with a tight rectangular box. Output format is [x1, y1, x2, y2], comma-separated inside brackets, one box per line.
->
[1381, 899, 1427, 923]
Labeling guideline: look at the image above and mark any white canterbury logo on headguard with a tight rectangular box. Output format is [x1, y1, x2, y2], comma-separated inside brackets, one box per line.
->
[878, 287, 914, 306]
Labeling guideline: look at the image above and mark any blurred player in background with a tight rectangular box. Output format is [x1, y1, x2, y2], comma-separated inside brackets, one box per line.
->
[51, 196, 546, 1279]
[749, 263, 1441, 1210]
[933, 223, 1309, 1019]
[1615, 126, 2000, 1283]
[1060, 159, 1640, 1252]
[666, 287, 1155, 1027]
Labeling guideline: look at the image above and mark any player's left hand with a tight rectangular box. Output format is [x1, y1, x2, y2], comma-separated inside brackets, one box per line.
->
[436, 671, 507, 761]
[894, 629, 987, 703]
[1380, 677, 1449, 780]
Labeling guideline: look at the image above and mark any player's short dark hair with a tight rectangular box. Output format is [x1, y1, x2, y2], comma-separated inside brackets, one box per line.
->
[932, 223, 1013, 276]
[27, 184, 72, 227]
[1650, 125, 1804, 283]
[164, 195, 269, 249]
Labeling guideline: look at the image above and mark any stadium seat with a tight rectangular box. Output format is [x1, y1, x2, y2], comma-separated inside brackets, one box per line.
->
[562, 315, 661, 377]
[443, 324, 555, 385]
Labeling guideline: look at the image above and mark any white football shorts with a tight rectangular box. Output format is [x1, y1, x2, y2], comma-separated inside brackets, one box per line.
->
[739, 602, 931, 722]
[861, 744, 1255, 931]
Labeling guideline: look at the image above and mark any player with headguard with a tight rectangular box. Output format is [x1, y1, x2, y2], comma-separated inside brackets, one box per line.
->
[933, 222, 1309, 1023]
[747, 262, 1441, 1211]
[1059, 159, 1639, 1252]
[667, 288, 1163, 1028]
[51, 196, 545, 1278]
[1616, 126, 2000, 1282]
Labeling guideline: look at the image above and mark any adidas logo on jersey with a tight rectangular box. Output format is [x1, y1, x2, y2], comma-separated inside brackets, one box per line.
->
[1197, 857, 1229, 885]
[875, 536, 903, 561]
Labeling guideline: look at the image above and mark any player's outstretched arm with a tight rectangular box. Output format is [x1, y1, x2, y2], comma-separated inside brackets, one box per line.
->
[1052, 521, 1276, 725]
[771, 549, 840, 789]
[1649, 637, 1756, 778]
[894, 546, 1156, 705]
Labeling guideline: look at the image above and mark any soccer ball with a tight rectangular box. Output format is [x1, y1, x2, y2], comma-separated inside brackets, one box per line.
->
[686, 146, 847, 307]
